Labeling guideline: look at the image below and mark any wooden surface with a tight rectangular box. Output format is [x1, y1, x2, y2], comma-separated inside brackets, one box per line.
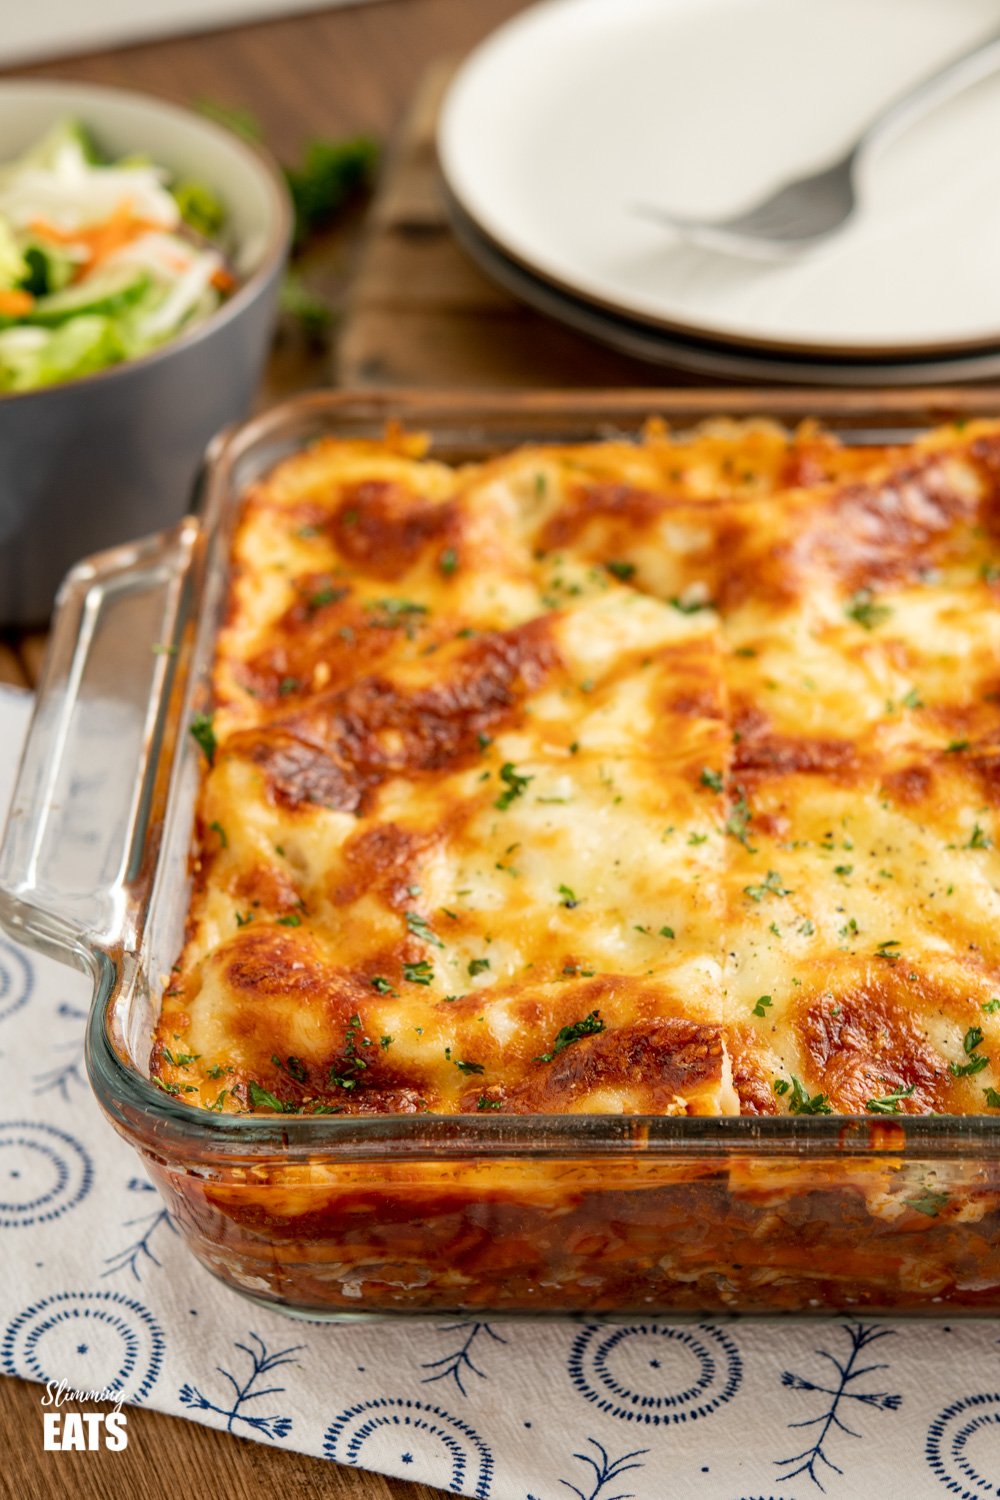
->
[338, 61, 674, 387]
[0, 3, 555, 1494]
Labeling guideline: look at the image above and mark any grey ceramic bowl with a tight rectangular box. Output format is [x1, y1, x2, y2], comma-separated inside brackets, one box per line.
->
[0, 80, 292, 627]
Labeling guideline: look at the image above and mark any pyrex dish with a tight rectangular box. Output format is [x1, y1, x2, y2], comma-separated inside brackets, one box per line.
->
[5, 387, 1000, 1321]
[0, 80, 291, 628]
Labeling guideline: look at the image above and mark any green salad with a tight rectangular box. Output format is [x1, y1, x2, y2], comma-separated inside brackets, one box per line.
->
[0, 119, 233, 392]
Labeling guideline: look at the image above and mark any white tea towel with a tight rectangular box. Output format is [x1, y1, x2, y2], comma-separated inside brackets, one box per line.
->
[0, 684, 998, 1498]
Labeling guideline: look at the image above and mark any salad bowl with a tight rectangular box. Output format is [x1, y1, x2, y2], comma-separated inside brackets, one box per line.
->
[0, 79, 291, 627]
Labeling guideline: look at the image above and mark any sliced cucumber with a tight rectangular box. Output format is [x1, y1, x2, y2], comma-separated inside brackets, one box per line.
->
[30, 265, 150, 326]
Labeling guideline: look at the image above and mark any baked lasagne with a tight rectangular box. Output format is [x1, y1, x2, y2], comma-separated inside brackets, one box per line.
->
[154, 417, 1000, 1125]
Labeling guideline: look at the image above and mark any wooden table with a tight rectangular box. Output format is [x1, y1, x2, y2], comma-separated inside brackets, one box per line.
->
[0, 3, 548, 1495]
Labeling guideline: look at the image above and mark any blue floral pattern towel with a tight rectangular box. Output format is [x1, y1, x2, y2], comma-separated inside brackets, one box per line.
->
[1, 684, 998, 1498]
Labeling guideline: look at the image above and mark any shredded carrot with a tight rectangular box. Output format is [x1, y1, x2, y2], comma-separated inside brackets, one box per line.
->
[0, 288, 34, 317]
[211, 266, 236, 294]
[29, 203, 162, 278]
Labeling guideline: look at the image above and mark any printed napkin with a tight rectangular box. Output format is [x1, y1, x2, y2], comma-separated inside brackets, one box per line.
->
[1, 681, 998, 1498]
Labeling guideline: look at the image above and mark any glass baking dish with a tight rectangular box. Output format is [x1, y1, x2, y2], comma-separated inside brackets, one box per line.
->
[5, 386, 1000, 1321]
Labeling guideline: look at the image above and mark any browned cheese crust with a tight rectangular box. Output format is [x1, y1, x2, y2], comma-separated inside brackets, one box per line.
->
[152, 419, 1000, 1122]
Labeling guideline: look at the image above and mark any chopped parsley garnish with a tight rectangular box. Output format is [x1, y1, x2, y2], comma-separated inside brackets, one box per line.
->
[844, 589, 890, 630]
[278, 676, 300, 695]
[688, 832, 708, 846]
[752, 995, 773, 1018]
[949, 1026, 989, 1076]
[668, 595, 714, 614]
[495, 762, 533, 810]
[405, 911, 444, 948]
[439, 547, 458, 575]
[306, 584, 346, 611]
[834, 864, 853, 878]
[839, 918, 858, 937]
[161, 1047, 200, 1067]
[605, 559, 636, 581]
[248, 1081, 296, 1113]
[380, 1035, 393, 1051]
[189, 712, 216, 765]
[369, 597, 427, 617]
[208, 1090, 228, 1112]
[966, 822, 992, 849]
[743, 870, 791, 902]
[774, 1075, 833, 1115]
[982, 998, 1000, 1014]
[558, 883, 579, 908]
[235, 911, 253, 927]
[327, 1071, 357, 1090]
[874, 939, 900, 961]
[946, 739, 970, 753]
[865, 1083, 916, 1114]
[208, 820, 228, 848]
[403, 960, 434, 985]
[700, 767, 724, 793]
[905, 1187, 949, 1217]
[371, 976, 395, 994]
[276, 912, 302, 927]
[272, 1054, 308, 1083]
[725, 792, 755, 850]
[984, 1087, 1000, 1108]
[477, 1096, 503, 1110]
[535, 1010, 604, 1063]
[901, 687, 923, 709]
[453, 1059, 485, 1075]
[659, 925, 675, 939]
[468, 957, 491, 977]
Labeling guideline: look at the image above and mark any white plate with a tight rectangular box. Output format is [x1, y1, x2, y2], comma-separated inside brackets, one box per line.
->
[449, 196, 1000, 384]
[439, 0, 1000, 357]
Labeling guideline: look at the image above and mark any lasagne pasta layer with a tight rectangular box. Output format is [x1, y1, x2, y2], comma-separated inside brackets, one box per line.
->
[155, 417, 1000, 1122]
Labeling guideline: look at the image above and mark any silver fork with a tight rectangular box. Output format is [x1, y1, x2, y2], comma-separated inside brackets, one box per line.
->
[636, 23, 1000, 259]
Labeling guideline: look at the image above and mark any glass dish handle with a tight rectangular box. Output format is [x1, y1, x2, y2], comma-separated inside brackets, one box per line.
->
[0, 518, 200, 968]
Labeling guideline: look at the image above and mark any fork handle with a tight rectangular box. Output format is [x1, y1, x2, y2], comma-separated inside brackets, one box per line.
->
[859, 24, 1000, 158]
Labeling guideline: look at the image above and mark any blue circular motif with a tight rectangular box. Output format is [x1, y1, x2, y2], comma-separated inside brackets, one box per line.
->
[0, 939, 32, 1023]
[324, 1398, 493, 1497]
[0, 1121, 93, 1228]
[927, 1393, 1000, 1498]
[3, 1291, 164, 1404]
[568, 1323, 742, 1425]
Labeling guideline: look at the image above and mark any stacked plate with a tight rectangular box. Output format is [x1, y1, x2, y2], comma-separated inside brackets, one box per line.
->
[438, 0, 1000, 385]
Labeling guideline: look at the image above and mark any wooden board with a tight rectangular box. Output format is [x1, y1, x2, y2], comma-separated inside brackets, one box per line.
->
[338, 63, 708, 388]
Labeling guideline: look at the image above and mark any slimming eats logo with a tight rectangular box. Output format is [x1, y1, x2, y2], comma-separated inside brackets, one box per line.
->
[41, 1381, 128, 1451]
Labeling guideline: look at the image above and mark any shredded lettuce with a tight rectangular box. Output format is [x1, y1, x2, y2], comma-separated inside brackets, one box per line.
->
[0, 117, 231, 393]
[0, 218, 26, 290]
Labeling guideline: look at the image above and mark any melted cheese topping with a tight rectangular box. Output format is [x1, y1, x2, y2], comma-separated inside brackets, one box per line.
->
[155, 418, 1000, 1122]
